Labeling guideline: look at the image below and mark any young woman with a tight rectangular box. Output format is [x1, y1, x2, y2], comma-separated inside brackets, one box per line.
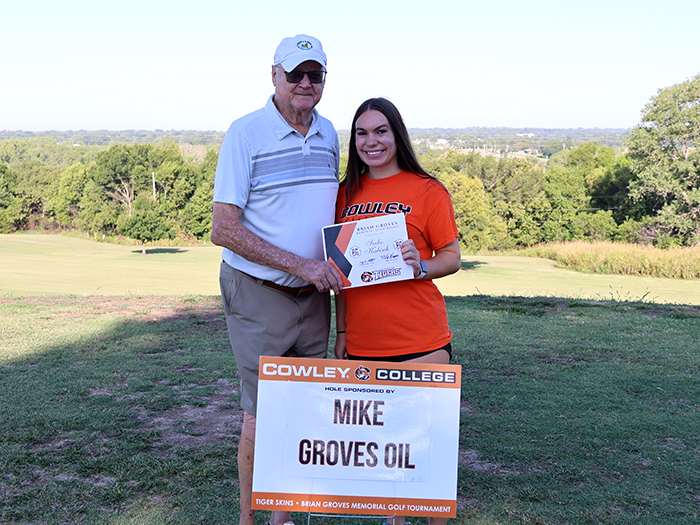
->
[334, 97, 461, 525]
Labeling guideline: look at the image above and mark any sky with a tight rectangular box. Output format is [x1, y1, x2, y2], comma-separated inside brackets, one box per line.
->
[2, 0, 699, 132]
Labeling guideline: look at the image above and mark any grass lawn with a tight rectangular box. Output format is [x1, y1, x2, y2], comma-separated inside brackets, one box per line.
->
[2, 296, 700, 524]
[0, 234, 223, 296]
[1, 233, 700, 524]
[3, 233, 700, 305]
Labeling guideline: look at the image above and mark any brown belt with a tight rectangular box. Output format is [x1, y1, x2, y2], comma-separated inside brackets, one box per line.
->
[239, 270, 316, 298]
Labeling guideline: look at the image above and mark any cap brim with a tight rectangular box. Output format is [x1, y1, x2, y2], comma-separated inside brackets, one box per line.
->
[281, 53, 326, 71]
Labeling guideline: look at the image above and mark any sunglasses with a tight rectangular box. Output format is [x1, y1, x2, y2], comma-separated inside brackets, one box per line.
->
[280, 68, 326, 84]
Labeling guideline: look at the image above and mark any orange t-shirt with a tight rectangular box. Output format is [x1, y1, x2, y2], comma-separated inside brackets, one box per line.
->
[336, 171, 459, 358]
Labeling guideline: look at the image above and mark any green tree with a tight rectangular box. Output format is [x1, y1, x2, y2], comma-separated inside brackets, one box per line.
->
[116, 193, 175, 254]
[199, 148, 219, 184]
[75, 179, 119, 235]
[587, 154, 638, 224]
[0, 164, 17, 232]
[573, 210, 618, 241]
[481, 157, 547, 246]
[539, 164, 589, 242]
[45, 163, 89, 227]
[442, 173, 508, 251]
[3, 195, 40, 231]
[494, 199, 545, 246]
[168, 161, 199, 208]
[180, 182, 213, 239]
[93, 143, 171, 215]
[420, 151, 549, 247]
[85, 142, 194, 237]
[540, 143, 631, 242]
[626, 74, 700, 245]
[174, 149, 218, 239]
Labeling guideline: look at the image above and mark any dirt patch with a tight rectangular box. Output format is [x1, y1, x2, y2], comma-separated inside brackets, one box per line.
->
[459, 448, 520, 476]
[1, 295, 223, 321]
[136, 378, 243, 449]
[461, 400, 477, 414]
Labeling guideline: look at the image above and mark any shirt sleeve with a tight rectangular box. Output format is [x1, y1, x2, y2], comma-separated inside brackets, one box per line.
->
[213, 127, 253, 209]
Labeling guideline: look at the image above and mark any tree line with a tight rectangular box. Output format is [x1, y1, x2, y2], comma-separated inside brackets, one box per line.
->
[1, 74, 698, 250]
[0, 140, 216, 253]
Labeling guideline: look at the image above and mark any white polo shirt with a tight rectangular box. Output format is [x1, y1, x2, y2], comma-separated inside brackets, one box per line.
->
[214, 95, 340, 287]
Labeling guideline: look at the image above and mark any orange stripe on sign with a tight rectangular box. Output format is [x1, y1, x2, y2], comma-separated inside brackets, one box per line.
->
[258, 357, 461, 388]
[252, 492, 456, 517]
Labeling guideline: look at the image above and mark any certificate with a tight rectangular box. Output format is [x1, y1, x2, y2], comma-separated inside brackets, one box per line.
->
[322, 214, 413, 289]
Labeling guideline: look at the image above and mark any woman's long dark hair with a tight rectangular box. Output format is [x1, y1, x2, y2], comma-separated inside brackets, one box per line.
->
[343, 97, 438, 204]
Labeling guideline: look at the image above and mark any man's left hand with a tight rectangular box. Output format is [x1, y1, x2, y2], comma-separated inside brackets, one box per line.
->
[297, 259, 343, 294]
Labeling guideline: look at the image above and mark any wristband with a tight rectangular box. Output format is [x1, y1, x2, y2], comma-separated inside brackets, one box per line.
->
[416, 260, 428, 279]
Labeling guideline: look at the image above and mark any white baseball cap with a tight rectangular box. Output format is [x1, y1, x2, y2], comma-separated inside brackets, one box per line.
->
[273, 34, 327, 71]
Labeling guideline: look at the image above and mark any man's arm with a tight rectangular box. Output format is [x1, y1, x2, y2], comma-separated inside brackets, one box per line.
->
[211, 202, 343, 293]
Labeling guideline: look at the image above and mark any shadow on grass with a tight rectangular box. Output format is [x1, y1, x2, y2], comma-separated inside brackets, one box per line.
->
[460, 260, 485, 271]
[2, 295, 700, 524]
[131, 247, 189, 255]
[0, 296, 244, 524]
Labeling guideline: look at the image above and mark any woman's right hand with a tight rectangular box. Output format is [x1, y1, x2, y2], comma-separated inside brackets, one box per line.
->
[400, 238, 421, 277]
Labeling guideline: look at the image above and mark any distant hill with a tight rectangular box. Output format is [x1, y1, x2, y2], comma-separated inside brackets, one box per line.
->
[407, 127, 629, 146]
[1, 127, 630, 153]
[0, 130, 226, 147]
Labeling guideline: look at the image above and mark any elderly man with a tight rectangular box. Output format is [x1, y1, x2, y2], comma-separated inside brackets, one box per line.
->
[210, 34, 343, 525]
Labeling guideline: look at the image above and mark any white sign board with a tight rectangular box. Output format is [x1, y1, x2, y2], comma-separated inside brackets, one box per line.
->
[252, 357, 461, 518]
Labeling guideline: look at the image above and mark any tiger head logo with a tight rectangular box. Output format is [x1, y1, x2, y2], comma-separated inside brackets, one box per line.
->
[354, 366, 371, 381]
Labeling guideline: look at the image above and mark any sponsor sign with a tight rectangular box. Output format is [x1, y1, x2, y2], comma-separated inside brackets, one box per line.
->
[252, 357, 461, 517]
[323, 214, 414, 289]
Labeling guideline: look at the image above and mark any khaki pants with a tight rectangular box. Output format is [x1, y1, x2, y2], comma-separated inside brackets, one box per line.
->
[219, 261, 331, 416]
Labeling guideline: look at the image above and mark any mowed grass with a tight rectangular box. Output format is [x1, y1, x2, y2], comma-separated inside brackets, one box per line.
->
[1, 295, 699, 524]
[0, 234, 222, 296]
[2, 233, 700, 524]
[2, 233, 700, 305]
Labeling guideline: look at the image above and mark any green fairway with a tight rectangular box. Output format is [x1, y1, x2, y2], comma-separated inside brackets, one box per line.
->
[2, 233, 700, 524]
[1, 295, 699, 524]
[441, 256, 700, 306]
[2, 233, 700, 305]
[0, 234, 223, 296]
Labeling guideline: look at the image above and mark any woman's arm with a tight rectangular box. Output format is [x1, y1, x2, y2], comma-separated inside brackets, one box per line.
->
[333, 291, 348, 360]
[401, 238, 461, 280]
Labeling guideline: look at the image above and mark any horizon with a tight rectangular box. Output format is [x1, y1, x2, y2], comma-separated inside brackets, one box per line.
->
[1, 125, 633, 134]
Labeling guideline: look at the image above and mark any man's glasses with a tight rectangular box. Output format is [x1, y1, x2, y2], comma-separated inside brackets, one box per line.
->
[280, 68, 326, 84]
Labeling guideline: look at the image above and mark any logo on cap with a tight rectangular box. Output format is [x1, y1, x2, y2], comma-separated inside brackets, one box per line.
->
[297, 40, 313, 50]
